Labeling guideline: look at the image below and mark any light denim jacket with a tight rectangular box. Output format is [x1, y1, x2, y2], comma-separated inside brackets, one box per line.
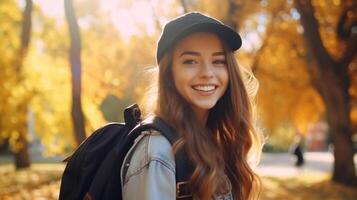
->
[120, 129, 233, 200]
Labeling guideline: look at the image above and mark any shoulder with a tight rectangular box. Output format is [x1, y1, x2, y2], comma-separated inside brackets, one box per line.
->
[143, 129, 174, 169]
[145, 129, 174, 164]
[121, 129, 175, 182]
[121, 129, 177, 199]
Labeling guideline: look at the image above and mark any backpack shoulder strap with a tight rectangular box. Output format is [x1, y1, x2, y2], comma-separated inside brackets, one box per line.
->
[137, 116, 177, 143]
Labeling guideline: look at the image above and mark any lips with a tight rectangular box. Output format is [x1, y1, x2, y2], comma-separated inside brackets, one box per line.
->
[192, 84, 217, 92]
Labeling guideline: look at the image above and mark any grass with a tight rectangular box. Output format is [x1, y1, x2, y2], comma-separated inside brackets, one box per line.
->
[261, 173, 357, 200]
[0, 163, 64, 200]
[0, 163, 356, 200]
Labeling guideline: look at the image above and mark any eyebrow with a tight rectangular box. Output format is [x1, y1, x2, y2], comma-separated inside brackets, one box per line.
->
[180, 51, 200, 57]
[212, 52, 225, 56]
[180, 51, 225, 57]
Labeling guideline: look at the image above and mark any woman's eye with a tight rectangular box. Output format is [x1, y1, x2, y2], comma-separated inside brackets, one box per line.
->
[183, 59, 197, 65]
[213, 60, 227, 65]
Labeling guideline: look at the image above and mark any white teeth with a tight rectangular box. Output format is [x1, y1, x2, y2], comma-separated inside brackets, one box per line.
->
[193, 85, 216, 92]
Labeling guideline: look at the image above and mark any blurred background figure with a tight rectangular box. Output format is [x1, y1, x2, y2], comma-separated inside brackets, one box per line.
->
[290, 132, 305, 167]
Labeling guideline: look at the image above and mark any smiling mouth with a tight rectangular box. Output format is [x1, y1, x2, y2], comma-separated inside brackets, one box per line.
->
[192, 84, 217, 92]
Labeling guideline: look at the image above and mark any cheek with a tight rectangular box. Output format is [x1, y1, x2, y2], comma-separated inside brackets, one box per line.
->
[172, 64, 194, 86]
[172, 65, 188, 94]
[220, 68, 229, 89]
[172, 66, 180, 87]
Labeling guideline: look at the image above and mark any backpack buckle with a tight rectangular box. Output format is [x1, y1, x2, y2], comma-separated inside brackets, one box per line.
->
[176, 181, 192, 199]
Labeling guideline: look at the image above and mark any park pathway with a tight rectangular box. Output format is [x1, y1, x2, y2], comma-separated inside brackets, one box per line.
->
[256, 151, 357, 177]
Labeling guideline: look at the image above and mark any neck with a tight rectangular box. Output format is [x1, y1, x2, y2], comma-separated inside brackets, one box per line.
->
[192, 107, 209, 126]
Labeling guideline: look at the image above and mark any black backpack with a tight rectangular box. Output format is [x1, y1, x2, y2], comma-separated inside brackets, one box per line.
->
[59, 104, 193, 200]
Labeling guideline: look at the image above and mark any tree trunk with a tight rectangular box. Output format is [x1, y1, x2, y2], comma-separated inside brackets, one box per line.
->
[14, 0, 33, 169]
[64, 0, 86, 145]
[320, 68, 356, 185]
[14, 104, 30, 169]
[14, 105, 30, 168]
[294, 0, 357, 185]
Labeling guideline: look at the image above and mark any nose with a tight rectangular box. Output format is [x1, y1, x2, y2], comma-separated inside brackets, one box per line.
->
[200, 61, 214, 78]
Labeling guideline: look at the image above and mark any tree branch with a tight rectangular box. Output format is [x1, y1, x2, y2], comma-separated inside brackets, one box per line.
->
[338, 2, 357, 71]
[180, 0, 188, 13]
[16, 0, 32, 73]
[21, 0, 32, 52]
[294, 0, 335, 70]
[339, 32, 357, 69]
[148, 0, 162, 32]
[224, 0, 240, 30]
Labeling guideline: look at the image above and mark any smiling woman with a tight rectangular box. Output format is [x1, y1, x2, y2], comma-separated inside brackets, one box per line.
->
[121, 12, 263, 200]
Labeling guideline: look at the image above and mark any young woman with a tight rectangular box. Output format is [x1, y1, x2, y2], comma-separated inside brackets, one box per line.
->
[121, 12, 263, 200]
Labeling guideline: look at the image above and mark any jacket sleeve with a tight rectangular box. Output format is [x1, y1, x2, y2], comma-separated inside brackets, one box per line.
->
[122, 131, 176, 200]
[122, 159, 176, 200]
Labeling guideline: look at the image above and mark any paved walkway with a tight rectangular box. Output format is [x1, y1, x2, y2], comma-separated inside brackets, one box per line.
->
[256, 152, 357, 177]
[1, 151, 357, 178]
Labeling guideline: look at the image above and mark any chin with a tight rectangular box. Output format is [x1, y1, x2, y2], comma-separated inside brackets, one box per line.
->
[194, 102, 217, 110]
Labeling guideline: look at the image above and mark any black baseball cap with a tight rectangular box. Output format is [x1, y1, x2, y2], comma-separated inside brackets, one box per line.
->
[156, 12, 242, 63]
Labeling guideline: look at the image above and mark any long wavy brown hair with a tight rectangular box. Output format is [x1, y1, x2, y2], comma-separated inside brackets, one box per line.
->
[143, 39, 263, 199]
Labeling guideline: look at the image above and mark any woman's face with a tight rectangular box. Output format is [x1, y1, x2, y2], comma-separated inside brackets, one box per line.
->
[172, 32, 229, 120]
